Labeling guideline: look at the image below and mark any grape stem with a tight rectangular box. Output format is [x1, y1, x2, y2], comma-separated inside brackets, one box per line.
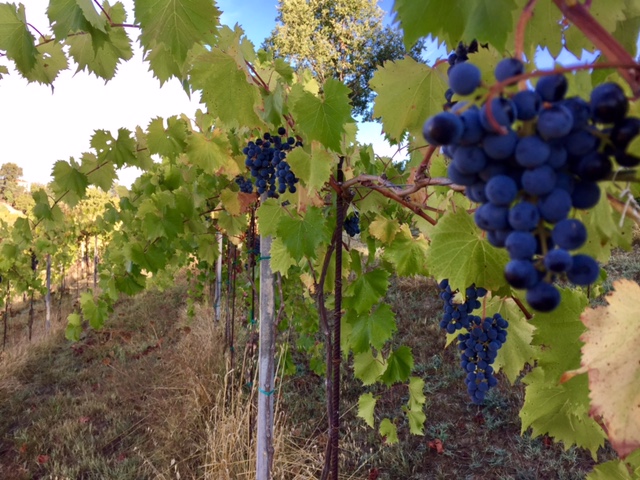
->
[551, 0, 640, 95]
[515, 0, 539, 62]
[511, 296, 533, 320]
[415, 145, 437, 182]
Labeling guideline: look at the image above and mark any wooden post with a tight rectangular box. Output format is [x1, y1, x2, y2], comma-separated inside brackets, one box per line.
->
[93, 235, 98, 291]
[256, 229, 275, 479]
[214, 233, 223, 322]
[45, 254, 51, 333]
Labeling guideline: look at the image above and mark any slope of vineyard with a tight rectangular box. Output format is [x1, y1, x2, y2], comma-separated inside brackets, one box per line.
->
[5, 254, 640, 478]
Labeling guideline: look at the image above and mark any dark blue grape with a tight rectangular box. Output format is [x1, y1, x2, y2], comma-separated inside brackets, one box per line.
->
[448, 62, 482, 95]
[590, 82, 628, 124]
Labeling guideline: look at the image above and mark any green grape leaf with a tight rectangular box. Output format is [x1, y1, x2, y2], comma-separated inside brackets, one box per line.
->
[353, 350, 386, 386]
[404, 406, 426, 436]
[392, 0, 464, 50]
[219, 188, 242, 216]
[344, 268, 390, 315]
[22, 39, 68, 85]
[370, 57, 448, 143]
[587, 460, 637, 480]
[612, 13, 640, 60]
[32, 189, 53, 221]
[382, 225, 429, 276]
[217, 209, 247, 238]
[146, 116, 188, 159]
[463, 0, 517, 53]
[520, 367, 605, 458]
[274, 57, 294, 83]
[408, 376, 426, 411]
[291, 77, 353, 152]
[485, 296, 538, 384]
[270, 236, 298, 277]
[128, 242, 167, 273]
[90, 128, 137, 169]
[134, 0, 219, 65]
[426, 209, 510, 294]
[357, 392, 376, 428]
[80, 291, 109, 330]
[52, 158, 90, 206]
[65, 312, 83, 341]
[256, 198, 286, 237]
[531, 288, 588, 380]
[525, 0, 564, 59]
[347, 303, 396, 353]
[0, 64, 7, 77]
[47, 0, 106, 39]
[368, 215, 401, 244]
[144, 40, 186, 84]
[379, 418, 398, 444]
[577, 280, 640, 458]
[0, 3, 37, 74]
[67, 4, 133, 80]
[276, 206, 328, 260]
[187, 130, 238, 176]
[261, 82, 285, 126]
[79, 152, 117, 191]
[577, 189, 633, 263]
[190, 49, 263, 129]
[287, 142, 333, 195]
[381, 346, 413, 385]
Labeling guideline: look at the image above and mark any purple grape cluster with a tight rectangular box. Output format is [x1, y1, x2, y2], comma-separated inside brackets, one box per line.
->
[343, 212, 360, 237]
[438, 280, 507, 404]
[438, 279, 486, 334]
[422, 58, 637, 311]
[241, 127, 302, 197]
[459, 313, 508, 404]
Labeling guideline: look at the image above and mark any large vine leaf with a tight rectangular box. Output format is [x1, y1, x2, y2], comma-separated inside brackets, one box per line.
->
[370, 57, 448, 143]
[392, 0, 464, 49]
[520, 368, 606, 458]
[344, 268, 390, 315]
[276, 206, 329, 260]
[577, 280, 640, 458]
[134, 0, 219, 66]
[190, 49, 263, 129]
[291, 78, 353, 152]
[287, 142, 334, 195]
[382, 226, 430, 276]
[66, 3, 133, 80]
[47, 0, 106, 40]
[425, 209, 509, 293]
[22, 39, 68, 85]
[345, 303, 396, 353]
[0, 2, 37, 74]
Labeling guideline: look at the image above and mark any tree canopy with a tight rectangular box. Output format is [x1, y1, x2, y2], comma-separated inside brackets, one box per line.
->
[264, 0, 423, 119]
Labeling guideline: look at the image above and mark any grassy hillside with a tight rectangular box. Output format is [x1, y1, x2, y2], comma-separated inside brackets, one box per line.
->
[2, 249, 639, 479]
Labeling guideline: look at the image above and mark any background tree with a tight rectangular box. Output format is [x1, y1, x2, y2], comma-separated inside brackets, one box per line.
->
[0, 162, 24, 204]
[264, 0, 424, 119]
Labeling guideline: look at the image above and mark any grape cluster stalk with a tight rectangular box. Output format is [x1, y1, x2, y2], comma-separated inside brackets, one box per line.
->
[438, 280, 508, 404]
[235, 127, 302, 197]
[423, 57, 640, 311]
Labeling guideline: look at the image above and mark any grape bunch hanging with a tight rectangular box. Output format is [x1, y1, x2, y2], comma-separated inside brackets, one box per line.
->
[438, 280, 508, 404]
[423, 56, 640, 312]
[235, 127, 302, 197]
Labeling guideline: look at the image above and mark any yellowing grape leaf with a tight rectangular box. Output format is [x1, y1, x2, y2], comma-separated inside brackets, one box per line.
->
[577, 280, 640, 458]
[368, 215, 401, 244]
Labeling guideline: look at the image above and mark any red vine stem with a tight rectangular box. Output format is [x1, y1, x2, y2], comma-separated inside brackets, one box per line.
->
[511, 296, 533, 320]
[515, 0, 538, 62]
[415, 145, 437, 181]
[552, 0, 640, 95]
